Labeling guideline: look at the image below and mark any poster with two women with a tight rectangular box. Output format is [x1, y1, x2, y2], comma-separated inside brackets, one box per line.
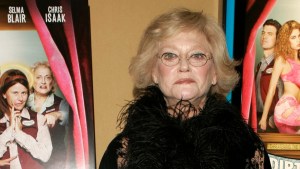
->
[0, 0, 94, 168]
[230, 0, 300, 168]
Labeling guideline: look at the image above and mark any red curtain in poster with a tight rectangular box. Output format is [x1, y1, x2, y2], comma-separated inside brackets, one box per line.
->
[241, 0, 276, 130]
[25, 0, 92, 168]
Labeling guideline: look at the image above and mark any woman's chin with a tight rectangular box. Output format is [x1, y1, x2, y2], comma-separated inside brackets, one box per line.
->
[179, 90, 198, 100]
[14, 107, 24, 111]
[36, 90, 50, 95]
[164, 88, 200, 105]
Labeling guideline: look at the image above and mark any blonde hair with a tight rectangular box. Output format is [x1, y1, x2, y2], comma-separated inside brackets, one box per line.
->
[129, 8, 239, 97]
[275, 20, 300, 60]
[31, 61, 55, 93]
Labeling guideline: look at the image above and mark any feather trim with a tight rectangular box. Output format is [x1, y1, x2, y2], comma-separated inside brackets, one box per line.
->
[117, 86, 267, 169]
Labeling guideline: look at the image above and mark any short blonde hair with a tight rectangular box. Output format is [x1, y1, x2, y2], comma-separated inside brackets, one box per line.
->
[129, 8, 239, 97]
[275, 20, 300, 60]
[31, 61, 55, 93]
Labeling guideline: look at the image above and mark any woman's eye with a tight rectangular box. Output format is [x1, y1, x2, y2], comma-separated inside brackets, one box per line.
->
[191, 53, 206, 60]
[161, 53, 177, 60]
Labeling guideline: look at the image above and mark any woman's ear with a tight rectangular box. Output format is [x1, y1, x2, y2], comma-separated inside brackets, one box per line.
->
[151, 65, 158, 84]
[212, 70, 217, 85]
[212, 78, 217, 85]
[152, 73, 158, 84]
[2, 94, 6, 99]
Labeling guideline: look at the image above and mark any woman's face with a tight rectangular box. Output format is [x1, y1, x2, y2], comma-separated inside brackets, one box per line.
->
[152, 31, 216, 107]
[33, 66, 54, 95]
[3, 83, 28, 111]
[289, 29, 300, 51]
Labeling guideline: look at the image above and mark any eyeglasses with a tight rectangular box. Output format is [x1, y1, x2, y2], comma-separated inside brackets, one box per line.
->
[159, 52, 212, 67]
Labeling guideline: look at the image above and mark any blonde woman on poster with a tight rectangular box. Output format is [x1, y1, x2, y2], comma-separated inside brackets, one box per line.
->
[259, 20, 300, 134]
[26, 61, 71, 168]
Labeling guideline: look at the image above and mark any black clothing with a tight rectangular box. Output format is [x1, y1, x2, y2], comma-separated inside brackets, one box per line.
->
[100, 86, 271, 169]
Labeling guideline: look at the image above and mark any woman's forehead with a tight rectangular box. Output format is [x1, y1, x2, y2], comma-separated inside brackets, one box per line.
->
[34, 66, 52, 74]
[9, 82, 28, 90]
[158, 31, 210, 50]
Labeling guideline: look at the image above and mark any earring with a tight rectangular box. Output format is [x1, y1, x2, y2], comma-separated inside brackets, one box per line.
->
[212, 80, 217, 85]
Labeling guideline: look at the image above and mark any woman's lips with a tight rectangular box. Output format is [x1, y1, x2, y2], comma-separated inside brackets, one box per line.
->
[39, 85, 47, 89]
[174, 78, 195, 84]
[13, 103, 25, 109]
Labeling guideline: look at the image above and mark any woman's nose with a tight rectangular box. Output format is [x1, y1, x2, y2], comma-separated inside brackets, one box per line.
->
[17, 94, 24, 101]
[178, 57, 190, 72]
[41, 78, 46, 83]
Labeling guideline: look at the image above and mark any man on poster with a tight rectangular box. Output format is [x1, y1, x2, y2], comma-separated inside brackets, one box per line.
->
[256, 19, 282, 132]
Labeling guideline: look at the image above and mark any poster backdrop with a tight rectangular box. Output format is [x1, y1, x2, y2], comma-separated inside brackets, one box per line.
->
[269, 154, 300, 169]
[0, 0, 94, 168]
[234, 0, 300, 168]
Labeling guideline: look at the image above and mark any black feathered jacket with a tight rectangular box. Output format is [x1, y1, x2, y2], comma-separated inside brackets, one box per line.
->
[100, 86, 271, 169]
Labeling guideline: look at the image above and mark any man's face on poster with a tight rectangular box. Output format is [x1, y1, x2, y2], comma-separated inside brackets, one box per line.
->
[260, 25, 277, 50]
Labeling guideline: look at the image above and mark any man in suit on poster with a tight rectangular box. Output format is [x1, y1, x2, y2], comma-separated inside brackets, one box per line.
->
[256, 19, 282, 133]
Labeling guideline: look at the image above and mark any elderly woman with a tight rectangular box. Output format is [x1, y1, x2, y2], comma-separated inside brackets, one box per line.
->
[0, 69, 52, 169]
[100, 9, 271, 169]
[26, 61, 70, 168]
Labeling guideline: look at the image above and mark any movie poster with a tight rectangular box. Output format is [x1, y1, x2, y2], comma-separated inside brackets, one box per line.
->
[238, 0, 300, 168]
[0, 0, 94, 168]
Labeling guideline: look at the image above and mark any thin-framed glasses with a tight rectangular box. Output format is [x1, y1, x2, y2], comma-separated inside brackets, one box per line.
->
[159, 52, 212, 67]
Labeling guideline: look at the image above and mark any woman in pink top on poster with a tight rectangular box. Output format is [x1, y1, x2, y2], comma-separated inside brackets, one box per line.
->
[259, 20, 300, 134]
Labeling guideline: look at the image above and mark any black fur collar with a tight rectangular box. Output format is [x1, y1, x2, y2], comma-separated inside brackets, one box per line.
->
[118, 86, 265, 169]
